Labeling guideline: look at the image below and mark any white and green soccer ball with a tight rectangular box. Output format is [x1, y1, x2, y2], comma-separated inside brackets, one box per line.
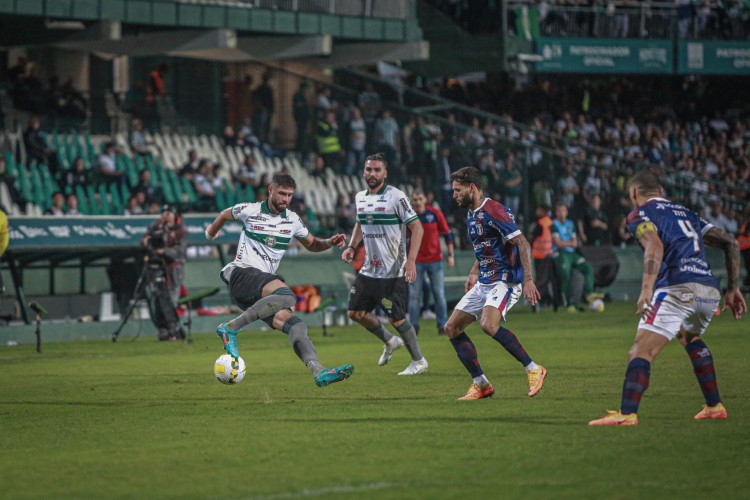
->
[214, 354, 246, 385]
[589, 298, 605, 313]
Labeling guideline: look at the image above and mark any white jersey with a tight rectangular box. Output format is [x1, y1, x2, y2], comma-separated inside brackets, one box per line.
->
[356, 184, 418, 279]
[221, 200, 309, 276]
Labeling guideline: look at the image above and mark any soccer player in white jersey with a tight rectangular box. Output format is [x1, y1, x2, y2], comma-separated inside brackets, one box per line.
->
[590, 170, 746, 426]
[342, 153, 428, 375]
[205, 173, 354, 388]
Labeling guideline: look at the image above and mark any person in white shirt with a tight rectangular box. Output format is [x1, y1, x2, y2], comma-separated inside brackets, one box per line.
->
[205, 173, 354, 388]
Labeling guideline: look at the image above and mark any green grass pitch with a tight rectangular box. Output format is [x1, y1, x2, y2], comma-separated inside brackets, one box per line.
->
[1, 302, 748, 499]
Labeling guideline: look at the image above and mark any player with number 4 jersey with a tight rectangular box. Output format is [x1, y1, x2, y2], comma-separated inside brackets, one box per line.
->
[590, 170, 746, 426]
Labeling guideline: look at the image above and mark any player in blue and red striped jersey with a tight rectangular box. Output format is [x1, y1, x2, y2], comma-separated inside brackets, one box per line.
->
[443, 167, 546, 400]
[590, 169, 746, 426]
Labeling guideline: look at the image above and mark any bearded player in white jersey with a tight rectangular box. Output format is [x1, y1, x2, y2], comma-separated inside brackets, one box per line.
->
[205, 173, 354, 388]
[342, 153, 428, 375]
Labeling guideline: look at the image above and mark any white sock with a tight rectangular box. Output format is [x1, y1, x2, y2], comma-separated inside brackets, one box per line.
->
[473, 374, 490, 387]
[525, 361, 539, 372]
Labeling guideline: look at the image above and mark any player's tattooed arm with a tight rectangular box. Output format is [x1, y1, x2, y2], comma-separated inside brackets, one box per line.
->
[704, 227, 741, 290]
[638, 228, 664, 293]
[299, 233, 346, 253]
[509, 234, 535, 282]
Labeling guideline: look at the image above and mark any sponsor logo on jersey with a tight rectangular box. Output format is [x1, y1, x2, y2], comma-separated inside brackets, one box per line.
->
[363, 233, 386, 238]
[366, 214, 375, 225]
[279, 229, 292, 234]
[473, 240, 492, 250]
[247, 215, 267, 222]
[470, 223, 484, 236]
[370, 255, 383, 268]
[252, 248, 280, 264]
[375, 207, 386, 211]
[266, 235, 277, 247]
[399, 198, 410, 212]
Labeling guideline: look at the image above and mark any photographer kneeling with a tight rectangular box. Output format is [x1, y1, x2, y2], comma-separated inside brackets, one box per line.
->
[142, 205, 188, 340]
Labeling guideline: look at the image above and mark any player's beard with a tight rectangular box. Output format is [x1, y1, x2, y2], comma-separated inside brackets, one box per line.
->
[455, 191, 472, 208]
[366, 176, 384, 190]
[268, 197, 287, 214]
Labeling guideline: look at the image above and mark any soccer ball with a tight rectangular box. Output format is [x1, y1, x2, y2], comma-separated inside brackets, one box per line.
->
[214, 354, 246, 385]
[589, 298, 605, 313]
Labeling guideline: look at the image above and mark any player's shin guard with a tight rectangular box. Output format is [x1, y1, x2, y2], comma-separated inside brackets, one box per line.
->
[395, 320, 423, 361]
[450, 332, 483, 378]
[491, 326, 533, 366]
[283, 316, 323, 374]
[620, 357, 651, 415]
[685, 340, 721, 407]
[228, 287, 297, 330]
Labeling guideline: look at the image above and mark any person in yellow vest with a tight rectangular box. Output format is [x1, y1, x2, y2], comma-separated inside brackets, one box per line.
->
[0, 207, 8, 295]
[315, 110, 343, 172]
[739, 206, 750, 289]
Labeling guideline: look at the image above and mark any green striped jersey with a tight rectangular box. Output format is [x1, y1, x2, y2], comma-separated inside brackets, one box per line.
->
[356, 183, 418, 279]
[221, 199, 309, 276]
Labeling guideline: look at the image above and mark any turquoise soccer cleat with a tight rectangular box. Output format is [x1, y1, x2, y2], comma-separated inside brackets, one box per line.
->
[314, 363, 354, 388]
[216, 323, 240, 359]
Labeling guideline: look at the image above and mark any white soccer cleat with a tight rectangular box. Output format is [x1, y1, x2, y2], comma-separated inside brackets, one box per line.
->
[378, 336, 404, 366]
[398, 358, 429, 376]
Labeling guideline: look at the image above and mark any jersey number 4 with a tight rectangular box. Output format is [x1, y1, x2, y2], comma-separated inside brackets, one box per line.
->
[677, 220, 700, 253]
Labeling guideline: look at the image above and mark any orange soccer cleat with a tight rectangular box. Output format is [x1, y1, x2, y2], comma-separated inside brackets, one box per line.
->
[588, 410, 639, 426]
[458, 383, 495, 400]
[694, 403, 727, 420]
[527, 366, 547, 397]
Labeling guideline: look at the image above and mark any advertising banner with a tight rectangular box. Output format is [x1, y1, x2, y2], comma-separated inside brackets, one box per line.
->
[6, 215, 237, 250]
[678, 41, 750, 75]
[536, 37, 672, 73]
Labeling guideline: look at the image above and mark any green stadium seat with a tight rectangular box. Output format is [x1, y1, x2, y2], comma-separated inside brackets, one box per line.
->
[109, 183, 124, 214]
[86, 185, 101, 215]
[84, 134, 98, 164]
[181, 177, 197, 203]
[121, 184, 131, 205]
[98, 184, 111, 215]
[75, 185, 90, 214]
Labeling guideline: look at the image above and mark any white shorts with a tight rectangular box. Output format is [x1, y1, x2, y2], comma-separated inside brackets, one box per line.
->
[639, 283, 721, 341]
[455, 281, 522, 321]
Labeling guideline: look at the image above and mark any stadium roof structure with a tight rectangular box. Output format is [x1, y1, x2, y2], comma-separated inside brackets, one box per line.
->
[50, 29, 428, 65]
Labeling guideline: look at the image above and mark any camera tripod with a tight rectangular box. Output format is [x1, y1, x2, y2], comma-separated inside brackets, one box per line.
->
[111, 256, 184, 343]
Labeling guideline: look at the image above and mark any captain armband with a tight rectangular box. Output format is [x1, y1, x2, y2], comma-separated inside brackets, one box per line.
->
[635, 221, 657, 239]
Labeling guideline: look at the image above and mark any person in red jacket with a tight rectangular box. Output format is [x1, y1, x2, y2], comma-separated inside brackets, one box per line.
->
[408, 190, 455, 335]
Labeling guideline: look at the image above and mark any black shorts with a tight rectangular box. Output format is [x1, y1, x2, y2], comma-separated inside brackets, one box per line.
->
[348, 274, 408, 321]
[224, 266, 279, 310]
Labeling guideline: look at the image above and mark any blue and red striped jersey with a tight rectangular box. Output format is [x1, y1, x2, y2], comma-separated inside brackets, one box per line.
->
[466, 198, 523, 284]
[626, 197, 719, 290]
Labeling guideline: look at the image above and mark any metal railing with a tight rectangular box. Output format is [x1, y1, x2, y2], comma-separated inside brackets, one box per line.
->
[173, 0, 412, 19]
[426, 0, 750, 40]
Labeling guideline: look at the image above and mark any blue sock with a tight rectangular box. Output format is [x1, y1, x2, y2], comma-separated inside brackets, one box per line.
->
[685, 340, 721, 407]
[620, 358, 651, 415]
[450, 332, 483, 378]
[491, 327, 532, 367]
